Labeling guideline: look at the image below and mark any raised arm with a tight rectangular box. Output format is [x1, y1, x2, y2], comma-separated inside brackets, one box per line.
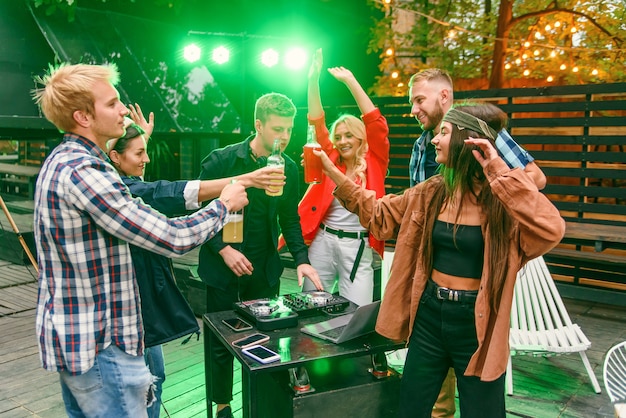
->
[196, 166, 285, 203]
[328, 66, 375, 116]
[307, 48, 324, 119]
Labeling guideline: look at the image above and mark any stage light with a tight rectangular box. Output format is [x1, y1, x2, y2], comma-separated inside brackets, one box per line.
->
[183, 43, 201, 63]
[284, 47, 307, 70]
[212, 46, 230, 65]
[261, 48, 279, 67]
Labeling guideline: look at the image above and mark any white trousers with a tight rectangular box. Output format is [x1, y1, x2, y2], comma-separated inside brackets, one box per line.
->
[303, 228, 374, 306]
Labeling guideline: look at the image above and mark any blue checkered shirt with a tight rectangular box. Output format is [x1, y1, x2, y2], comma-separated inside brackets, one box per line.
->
[34, 134, 228, 374]
[409, 128, 534, 185]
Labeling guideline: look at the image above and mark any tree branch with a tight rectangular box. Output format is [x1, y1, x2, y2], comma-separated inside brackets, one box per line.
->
[510, 7, 622, 47]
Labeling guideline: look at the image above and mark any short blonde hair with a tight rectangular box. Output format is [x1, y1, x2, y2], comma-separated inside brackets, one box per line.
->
[32, 63, 120, 133]
[408, 68, 453, 91]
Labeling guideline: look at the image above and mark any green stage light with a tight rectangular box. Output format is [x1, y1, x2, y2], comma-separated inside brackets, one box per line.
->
[212, 46, 230, 65]
[284, 47, 307, 70]
[183, 43, 201, 63]
[261, 48, 279, 68]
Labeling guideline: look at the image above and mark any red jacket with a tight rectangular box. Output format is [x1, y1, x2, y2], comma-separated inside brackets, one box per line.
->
[297, 109, 390, 257]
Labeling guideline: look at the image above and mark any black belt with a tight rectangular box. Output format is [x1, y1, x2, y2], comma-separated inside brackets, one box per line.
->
[319, 224, 368, 240]
[426, 279, 478, 303]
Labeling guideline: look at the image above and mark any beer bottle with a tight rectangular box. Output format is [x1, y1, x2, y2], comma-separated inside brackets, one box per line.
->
[266, 139, 285, 196]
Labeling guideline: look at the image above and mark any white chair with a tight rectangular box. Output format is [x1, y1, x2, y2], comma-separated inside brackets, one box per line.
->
[603, 341, 626, 418]
[506, 256, 602, 395]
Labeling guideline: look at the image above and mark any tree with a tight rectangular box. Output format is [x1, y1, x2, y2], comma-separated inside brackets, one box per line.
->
[367, 0, 626, 95]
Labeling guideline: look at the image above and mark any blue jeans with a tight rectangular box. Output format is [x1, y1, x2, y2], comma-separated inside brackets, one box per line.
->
[398, 281, 506, 418]
[145, 345, 165, 418]
[59, 344, 154, 418]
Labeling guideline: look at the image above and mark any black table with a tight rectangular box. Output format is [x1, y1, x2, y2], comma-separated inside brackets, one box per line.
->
[203, 309, 404, 418]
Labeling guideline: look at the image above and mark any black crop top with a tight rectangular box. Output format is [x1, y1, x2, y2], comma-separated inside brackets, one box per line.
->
[432, 220, 484, 279]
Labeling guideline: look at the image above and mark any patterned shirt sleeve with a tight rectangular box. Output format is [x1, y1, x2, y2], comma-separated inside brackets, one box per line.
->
[495, 129, 535, 169]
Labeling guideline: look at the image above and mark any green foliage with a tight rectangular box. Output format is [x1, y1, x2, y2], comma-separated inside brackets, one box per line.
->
[368, 0, 626, 94]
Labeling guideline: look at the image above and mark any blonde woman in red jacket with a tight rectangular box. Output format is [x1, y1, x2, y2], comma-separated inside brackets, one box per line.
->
[298, 49, 390, 305]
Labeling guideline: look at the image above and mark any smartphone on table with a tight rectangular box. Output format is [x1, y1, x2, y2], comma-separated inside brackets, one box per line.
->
[232, 333, 270, 349]
[222, 317, 253, 332]
[241, 344, 281, 364]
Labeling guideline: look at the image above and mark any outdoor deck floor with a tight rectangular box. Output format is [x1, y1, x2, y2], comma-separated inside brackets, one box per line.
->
[1, 204, 625, 417]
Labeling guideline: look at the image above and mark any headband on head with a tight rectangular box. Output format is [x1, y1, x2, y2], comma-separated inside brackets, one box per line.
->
[442, 108, 498, 140]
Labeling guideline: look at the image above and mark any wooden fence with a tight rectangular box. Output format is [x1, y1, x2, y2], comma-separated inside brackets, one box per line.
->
[309, 82, 626, 304]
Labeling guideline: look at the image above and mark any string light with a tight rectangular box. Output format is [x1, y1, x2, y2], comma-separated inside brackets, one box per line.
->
[560, 64, 567, 70]
[385, 48, 394, 56]
[391, 71, 399, 78]
[573, 66, 579, 73]
[523, 69, 530, 76]
[547, 75, 554, 82]
[591, 69, 599, 75]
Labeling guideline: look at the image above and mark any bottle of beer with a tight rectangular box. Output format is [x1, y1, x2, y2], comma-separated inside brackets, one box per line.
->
[266, 139, 285, 196]
[303, 124, 322, 184]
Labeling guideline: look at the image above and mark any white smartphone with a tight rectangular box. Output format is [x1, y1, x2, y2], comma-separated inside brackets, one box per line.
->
[222, 317, 253, 332]
[241, 344, 281, 364]
[232, 333, 270, 349]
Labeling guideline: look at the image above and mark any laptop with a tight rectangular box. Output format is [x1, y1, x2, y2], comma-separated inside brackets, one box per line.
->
[300, 301, 381, 344]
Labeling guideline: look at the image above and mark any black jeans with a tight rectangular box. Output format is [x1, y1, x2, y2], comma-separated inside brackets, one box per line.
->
[205, 274, 280, 404]
[398, 281, 505, 418]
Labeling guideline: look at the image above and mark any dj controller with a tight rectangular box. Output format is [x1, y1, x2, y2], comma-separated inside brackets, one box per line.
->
[233, 291, 351, 331]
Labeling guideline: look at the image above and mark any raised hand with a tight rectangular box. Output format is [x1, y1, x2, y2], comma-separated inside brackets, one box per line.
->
[128, 103, 155, 139]
[464, 138, 500, 168]
[327, 66, 356, 85]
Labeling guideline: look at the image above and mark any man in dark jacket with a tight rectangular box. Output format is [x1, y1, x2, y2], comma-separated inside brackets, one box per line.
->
[198, 92, 322, 418]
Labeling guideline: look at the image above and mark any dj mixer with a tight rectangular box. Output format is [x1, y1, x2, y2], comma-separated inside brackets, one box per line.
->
[233, 291, 351, 331]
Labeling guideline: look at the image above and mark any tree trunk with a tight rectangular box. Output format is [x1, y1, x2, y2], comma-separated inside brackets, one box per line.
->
[490, 0, 513, 88]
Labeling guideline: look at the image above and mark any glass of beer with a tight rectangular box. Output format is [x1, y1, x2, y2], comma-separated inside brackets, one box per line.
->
[223, 208, 243, 243]
[303, 143, 323, 184]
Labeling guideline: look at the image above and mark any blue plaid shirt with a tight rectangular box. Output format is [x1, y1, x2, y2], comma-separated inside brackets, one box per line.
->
[409, 128, 534, 185]
[34, 134, 228, 374]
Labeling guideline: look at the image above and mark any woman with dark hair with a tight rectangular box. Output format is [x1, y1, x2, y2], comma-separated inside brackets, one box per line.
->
[108, 105, 283, 418]
[313, 102, 565, 417]
[296, 49, 390, 305]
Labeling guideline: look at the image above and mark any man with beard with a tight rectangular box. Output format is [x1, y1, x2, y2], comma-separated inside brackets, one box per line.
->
[409, 68, 546, 189]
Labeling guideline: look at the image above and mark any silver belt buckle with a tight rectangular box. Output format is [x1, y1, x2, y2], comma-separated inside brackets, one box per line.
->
[436, 286, 458, 301]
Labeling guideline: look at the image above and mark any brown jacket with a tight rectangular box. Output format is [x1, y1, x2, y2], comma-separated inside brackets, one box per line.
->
[334, 158, 565, 381]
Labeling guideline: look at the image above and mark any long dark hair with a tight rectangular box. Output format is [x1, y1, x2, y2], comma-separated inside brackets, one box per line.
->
[423, 103, 512, 313]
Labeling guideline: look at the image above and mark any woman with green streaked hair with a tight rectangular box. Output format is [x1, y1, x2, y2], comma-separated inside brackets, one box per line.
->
[312, 102, 565, 417]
